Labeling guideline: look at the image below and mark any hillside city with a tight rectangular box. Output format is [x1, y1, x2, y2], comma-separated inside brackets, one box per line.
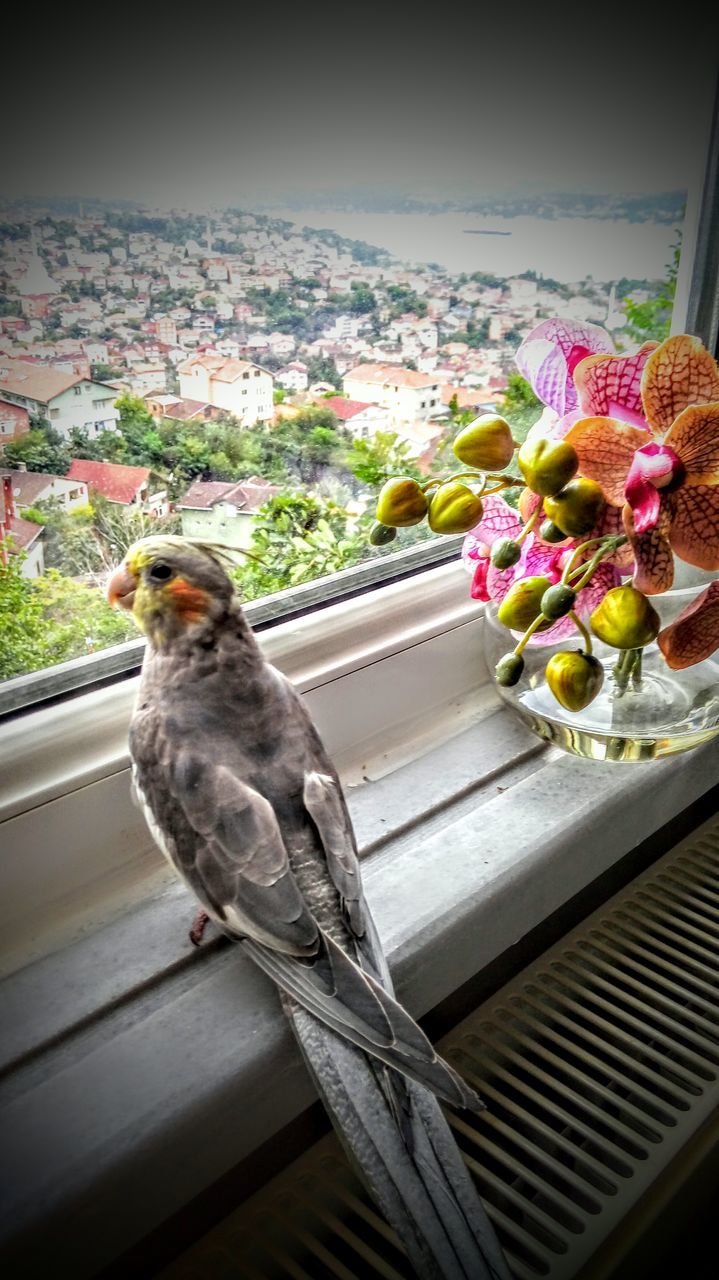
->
[0, 200, 676, 680]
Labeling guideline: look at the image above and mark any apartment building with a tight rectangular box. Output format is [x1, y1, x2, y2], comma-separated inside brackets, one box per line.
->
[342, 363, 442, 424]
[0, 360, 120, 439]
[177, 353, 273, 424]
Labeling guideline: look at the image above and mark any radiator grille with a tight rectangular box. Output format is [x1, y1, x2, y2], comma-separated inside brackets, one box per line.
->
[157, 819, 719, 1280]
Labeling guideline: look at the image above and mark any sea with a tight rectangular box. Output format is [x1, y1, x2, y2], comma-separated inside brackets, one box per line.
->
[268, 208, 681, 285]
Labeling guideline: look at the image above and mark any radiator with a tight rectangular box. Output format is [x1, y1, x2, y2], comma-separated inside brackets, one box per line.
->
[157, 817, 719, 1280]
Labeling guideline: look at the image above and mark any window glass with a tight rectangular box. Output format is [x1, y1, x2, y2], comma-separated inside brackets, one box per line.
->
[0, 20, 716, 696]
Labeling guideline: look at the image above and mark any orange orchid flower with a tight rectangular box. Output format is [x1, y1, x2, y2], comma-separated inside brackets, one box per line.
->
[565, 335, 719, 594]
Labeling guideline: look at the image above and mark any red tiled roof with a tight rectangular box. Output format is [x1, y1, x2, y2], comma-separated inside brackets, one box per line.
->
[3, 514, 43, 551]
[0, 468, 79, 505]
[177, 353, 266, 384]
[322, 396, 373, 421]
[344, 363, 438, 389]
[177, 481, 235, 510]
[178, 477, 280, 512]
[0, 484, 43, 552]
[0, 358, 80, 403]
[150, 397, 219, 421]
[67, 459, 150, 504]
[439, 385, 496, 410]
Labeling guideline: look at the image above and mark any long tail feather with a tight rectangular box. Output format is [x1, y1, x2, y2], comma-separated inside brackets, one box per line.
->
[242, 935, 482, 1111]
[284, 999, 512, 1280]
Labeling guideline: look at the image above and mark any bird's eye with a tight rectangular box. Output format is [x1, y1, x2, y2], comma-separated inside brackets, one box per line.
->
[149, 562, 173, 582]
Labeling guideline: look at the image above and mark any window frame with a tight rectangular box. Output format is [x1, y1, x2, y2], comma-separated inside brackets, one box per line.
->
[2, 65, 719, 1280]
[1, 51, 718, 1015]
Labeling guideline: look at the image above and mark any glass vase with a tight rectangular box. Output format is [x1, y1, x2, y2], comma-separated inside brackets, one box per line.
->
[482, 569, 719, 762]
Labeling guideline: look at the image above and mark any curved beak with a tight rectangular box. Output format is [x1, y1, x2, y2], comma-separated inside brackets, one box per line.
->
[107, 562, 138, 611]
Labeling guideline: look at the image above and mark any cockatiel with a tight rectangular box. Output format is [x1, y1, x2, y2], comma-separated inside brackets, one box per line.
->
[107, 536, 511, 1280]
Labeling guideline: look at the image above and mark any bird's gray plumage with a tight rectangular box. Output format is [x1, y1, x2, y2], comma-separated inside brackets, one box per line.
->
[125, 541, 512, 1280]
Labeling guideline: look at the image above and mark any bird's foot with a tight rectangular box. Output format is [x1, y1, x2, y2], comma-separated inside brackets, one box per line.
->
[189, 908, 210, 947]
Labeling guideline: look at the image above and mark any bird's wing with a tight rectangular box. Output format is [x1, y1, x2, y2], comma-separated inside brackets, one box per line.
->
[302, 769, 393, 988]
[243, 932, 481, 1110]
[154, 749, 479, 1109]
[162, 747, 319, 955]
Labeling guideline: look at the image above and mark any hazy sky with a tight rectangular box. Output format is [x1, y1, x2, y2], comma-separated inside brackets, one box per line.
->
[3, 13, 718, 210]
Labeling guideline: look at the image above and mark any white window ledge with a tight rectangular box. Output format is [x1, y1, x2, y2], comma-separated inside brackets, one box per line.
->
[1, 561, 718, 1277]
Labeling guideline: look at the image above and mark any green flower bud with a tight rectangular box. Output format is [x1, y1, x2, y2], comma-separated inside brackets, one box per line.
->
[369, 521, 398, 546]
[543, 478, 605, 538]
[517, 437, 579, 497]
[540, 582, 577, 621]
[539, 519, 569, 544]
[452, 414, 515, 470]
[490, 537, 522, 570]
[427, 482, 484, 534]
[590, 585, 661, 649]
[497, 575, 552, 632]
[546, 650, 604, 711]
[495, 652, 525, 687]
[376, 477, 428, 527]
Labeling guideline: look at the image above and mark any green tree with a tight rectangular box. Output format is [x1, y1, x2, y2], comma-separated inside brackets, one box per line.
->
[238, 492, 369, 596]
[307, 355, 341, 388]
[3, 421, 71, 474]
[21, 501, 102, 575]
[22, 496, 180, 577]
[246, 409, 350, 487]
[622, 232, 680, 343]
[0, 552, 49, 679]
[499, 373, 543, 443]
[33, 570, 138, 662]
[348, 284, 377, 315]
[0, 549, 138, 680]
[347, 432, 421, 489]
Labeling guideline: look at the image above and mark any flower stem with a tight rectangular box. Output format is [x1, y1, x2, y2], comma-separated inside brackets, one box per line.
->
[421, 470, 525, 496]
[513, 614, 547, 657]
[569, 610, 592, 654]
[567, 535, 629, 593]
[516, 504, 541, 545]
[561, 536, 607, 584]
[421, 470, 489, 494]
[613, 646, 642, 696]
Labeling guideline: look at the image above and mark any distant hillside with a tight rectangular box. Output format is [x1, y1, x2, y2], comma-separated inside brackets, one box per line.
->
[265, 189, 686, 225]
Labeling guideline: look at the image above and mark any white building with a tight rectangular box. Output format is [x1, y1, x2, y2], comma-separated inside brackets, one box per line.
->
[322, 314, 362, 341]
[0, 360, 120, 439]
[266, 332, 296, 358]
[125, 364, 167, 396]
[321, 396, 392, 439]
[0, 475, 44, 577]
[276, 364, 309, 393]
[176, 477, 279, 549]
[82, 340, 109, 365]
[214, 338, 242, 359]
[342, 363, 442, 425]
[0, 468, 89, 512]
[178, 354, 273, 424]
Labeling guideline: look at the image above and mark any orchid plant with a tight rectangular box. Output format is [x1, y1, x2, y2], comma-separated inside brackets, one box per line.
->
[371, 318, 719, 715]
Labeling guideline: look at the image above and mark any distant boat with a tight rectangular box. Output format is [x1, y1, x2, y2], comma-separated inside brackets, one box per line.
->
[463, 228, 512, 236]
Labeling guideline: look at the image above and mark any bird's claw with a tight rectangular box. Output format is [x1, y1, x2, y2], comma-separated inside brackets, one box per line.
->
[189, 908, 210, 947]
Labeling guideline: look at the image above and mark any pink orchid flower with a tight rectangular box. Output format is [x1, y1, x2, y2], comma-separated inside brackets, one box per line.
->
[515, 318, 615, 418]
[462, 494, 521, 603]
[565, 335, 719, 595]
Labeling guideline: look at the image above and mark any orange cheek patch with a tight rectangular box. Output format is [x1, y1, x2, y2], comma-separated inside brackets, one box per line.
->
[168, 579, 211, 623]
